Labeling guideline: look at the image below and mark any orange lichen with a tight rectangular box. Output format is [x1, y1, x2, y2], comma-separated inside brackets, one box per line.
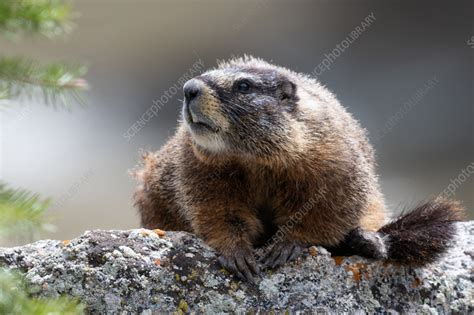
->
[345, 266, 360, 282]
[412, 277, 422, 288]
[332, 257, 370, 282]
[333, 256, 344, 266]
[62, 240, 70, 246]
[344, 263, 368, 282]
[308, 246, 318, 256]
[363, 269, 370, 280]
[154, 259, 161, 266]
[153, 229, 166, 237]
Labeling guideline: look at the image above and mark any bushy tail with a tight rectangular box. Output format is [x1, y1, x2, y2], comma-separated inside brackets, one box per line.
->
[329, 198, 464, 265]
[378, 198, 464, 265]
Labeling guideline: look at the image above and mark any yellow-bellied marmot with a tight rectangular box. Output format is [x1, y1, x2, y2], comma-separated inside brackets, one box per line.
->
[134, 56, 463, 282]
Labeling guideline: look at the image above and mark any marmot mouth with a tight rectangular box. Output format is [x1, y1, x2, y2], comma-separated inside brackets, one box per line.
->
[190, 120, 219, 133]
[184, 105, 220, 133]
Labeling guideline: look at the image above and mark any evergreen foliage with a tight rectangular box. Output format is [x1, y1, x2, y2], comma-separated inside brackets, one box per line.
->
[0, 1, 86, 313]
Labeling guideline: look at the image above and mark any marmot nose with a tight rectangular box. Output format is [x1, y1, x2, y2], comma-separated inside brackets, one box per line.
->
[183, 79, 202, 103]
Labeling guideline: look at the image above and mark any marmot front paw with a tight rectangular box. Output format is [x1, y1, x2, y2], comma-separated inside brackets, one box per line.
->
[218, 248, 261, 283]
[259, 240, 304, 269]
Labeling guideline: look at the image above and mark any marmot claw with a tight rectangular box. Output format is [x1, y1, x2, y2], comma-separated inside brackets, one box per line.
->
[218, 250, 261, 283]
[260, 240, 303, 269]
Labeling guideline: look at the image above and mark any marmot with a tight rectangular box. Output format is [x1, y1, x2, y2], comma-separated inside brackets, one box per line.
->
[134, 56, 463, 282]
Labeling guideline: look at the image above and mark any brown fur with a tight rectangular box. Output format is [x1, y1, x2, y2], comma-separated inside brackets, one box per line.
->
[133, 56, 463, 279]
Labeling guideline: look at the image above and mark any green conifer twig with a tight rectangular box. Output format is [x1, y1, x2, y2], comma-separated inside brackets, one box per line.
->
[0, 57, 88, 108]
[0, 0, 73, 37]
[0, 182, 53, 240]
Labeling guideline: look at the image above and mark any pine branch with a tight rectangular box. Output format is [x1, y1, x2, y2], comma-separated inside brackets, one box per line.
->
[0, 0, 73, 38]
[0, 269, 84, 314]
[0, 1, 85, 313]
[0, 182, 54, 240]
[0, 57, 88, 109]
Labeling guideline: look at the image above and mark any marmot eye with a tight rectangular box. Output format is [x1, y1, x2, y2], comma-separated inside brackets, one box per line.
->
[236, 80, 252, 93]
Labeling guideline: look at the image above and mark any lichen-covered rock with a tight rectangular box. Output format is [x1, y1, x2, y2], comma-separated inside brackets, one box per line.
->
[0, 223, 473, 314]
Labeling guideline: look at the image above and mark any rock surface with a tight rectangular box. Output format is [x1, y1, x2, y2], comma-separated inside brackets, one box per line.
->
[0, 222, 473, 314]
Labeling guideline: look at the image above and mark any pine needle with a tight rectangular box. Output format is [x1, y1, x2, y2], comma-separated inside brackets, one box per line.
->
[0, 182, 53, 240]
[0, 0, 73, 38]
[0, 57, 88, 109]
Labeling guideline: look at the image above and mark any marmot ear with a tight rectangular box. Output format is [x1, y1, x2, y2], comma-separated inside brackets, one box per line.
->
[279, 80, 296, 101]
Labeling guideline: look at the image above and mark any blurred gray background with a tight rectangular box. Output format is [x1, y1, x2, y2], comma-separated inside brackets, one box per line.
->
[1, 0, 472, 242]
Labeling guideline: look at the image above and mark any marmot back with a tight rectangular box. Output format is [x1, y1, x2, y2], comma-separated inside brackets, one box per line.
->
[134, 56, 463, 283]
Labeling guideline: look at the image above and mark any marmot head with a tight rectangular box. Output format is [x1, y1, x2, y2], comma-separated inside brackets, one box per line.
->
[181, 56, 322, 164]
